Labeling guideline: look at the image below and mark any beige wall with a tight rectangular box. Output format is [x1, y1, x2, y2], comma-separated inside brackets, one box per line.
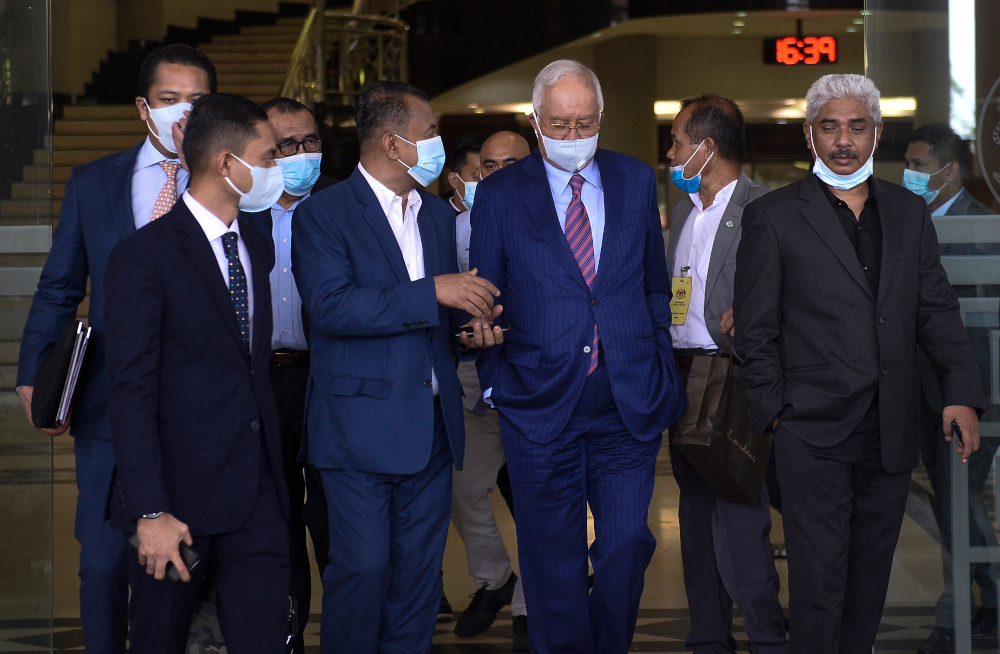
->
[52, 0, 117, 97]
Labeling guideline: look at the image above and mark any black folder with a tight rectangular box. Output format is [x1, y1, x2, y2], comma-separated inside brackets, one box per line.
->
[31, 320, 91, 430]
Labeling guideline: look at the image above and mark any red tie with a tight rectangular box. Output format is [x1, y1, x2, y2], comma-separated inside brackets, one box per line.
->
[566, 174, 599, 375]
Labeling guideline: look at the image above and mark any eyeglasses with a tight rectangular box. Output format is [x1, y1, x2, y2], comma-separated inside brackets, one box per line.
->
[540, 122, 600, 139]
[278, 136, 322, 157]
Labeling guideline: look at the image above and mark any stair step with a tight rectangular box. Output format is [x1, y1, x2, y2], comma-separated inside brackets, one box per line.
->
[199, 42, 295, 54]
[0, 226, 51, 254]
[0, 365, 15, 390]
[11, 183, 53, 201]
[212, 33, 300, 45]
[275, 17, 307, 27]
[0, 266, 42, 296]
[52, 134, 145, 151]
[218, 84, 282, 96]
[62, 105, 137, 121]
[203, 52, 292, 64]
[240, 25, 304, 36]
[22, 166, 74, 184]
[1, 201, 60, 218]
[0, 341, 19, 365]
[50, 151, 117, 166]
[215, 62, 289, 74]
[55, 120, 147, 136]
[0, 218, 55, 226]
[216, 73, 286, 85]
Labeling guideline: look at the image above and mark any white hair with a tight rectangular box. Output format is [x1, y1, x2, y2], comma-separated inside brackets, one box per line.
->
[805, 74, 881, 124]
[532, 59, 604, 114]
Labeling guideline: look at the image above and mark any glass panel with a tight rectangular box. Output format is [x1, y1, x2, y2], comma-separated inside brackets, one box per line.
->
[0, 0, 53, 649]
[867, 1, 1000, 649]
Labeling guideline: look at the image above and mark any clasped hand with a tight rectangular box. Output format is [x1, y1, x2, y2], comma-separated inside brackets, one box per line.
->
[136, 512, 194, 582]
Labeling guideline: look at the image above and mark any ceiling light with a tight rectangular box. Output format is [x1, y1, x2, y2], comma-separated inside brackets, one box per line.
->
[852, 17, 865, 24]
[513, 103, 534, 115]
[654, 101, 681, 117]
[733, 20, 745, 27]
[474, 109, 484, 114]
[880, 97, 917, 117]
[592, 31, 602, 38]
[846, 26, 858, 32]
[731, 28, 742, 34]
[736, 11, 748, 17]
[467, 103, 479, 109]
[784, 99, 797, 106]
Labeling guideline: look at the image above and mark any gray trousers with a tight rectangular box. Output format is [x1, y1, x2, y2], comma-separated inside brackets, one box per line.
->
[452, 405, 526, 615]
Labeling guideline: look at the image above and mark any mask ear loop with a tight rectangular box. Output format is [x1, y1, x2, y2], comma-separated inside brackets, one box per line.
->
[677, 141, 711, 182]
[142, 98, 159, 141]
[223, 153, 252, 197]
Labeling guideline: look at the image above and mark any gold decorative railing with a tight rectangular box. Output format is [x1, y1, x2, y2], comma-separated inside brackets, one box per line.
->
[281, 0, 410, 108]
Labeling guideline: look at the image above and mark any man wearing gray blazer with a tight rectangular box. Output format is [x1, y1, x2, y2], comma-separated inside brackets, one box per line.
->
[665, 95, 788, 654]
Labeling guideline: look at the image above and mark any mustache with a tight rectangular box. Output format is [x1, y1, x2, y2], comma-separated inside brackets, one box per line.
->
[827, 148, 859, 161]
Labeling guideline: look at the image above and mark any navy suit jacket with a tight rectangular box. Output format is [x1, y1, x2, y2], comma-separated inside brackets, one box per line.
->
[470, 148, 685, 443]
[104, 200, 288, 535]
[291, 167, 468, 474]
[17, 144, 143, 439]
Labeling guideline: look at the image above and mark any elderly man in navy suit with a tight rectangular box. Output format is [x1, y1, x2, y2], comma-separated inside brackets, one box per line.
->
[470, 59, 686, 654]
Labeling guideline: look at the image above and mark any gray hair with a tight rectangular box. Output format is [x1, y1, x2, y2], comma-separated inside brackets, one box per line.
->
[532, 59, 604, 114]
[805, 74, 881, 124]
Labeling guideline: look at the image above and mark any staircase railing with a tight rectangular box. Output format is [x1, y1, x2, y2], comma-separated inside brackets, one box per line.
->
[281, 0, 409, 108]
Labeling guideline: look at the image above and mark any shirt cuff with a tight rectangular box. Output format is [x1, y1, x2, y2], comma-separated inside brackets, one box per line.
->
[483, 387, 494, 409]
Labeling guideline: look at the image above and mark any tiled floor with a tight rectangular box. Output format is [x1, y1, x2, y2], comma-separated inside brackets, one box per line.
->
[1, 423, 997, 652]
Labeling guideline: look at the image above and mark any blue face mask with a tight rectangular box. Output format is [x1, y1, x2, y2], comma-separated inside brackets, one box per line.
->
[461, 178, 478, 209]
[902, 166, 948, 204]
[670, 140, 713, 193]
[277, 152, 322, 197]
[395, 134, 446, 186]
[810, 125, 877, 191]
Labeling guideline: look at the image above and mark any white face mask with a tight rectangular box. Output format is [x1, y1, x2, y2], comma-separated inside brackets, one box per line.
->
[533, 112, 599, 172]
[809, 125, 877, 191]
[224, 154, 286, 212]
[143, 99, 191, 155]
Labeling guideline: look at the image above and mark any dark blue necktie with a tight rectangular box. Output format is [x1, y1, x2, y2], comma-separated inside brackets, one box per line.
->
[221, 232, 250, 352]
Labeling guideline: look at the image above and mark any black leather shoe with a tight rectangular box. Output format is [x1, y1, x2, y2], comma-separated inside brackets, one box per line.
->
[438, 570, 454, 622]
[916, 627, 954, 654]
[972, 607, 998, 637]
[512, 614, 531, 652]
[454, 573, 518, 637]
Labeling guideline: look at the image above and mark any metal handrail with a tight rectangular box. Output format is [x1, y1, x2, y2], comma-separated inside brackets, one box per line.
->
[280, 7, 319, 104]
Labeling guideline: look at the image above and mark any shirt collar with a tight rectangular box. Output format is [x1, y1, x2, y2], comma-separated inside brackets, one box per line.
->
[271, 191, 310, 214]
[932, 187, 963, 216]
[182, 191, 240, 242]
[136, 136, 181, 170]
[358, 163, 422, 219]
[690, 178, 738, 212]
[542, 156, 603, 199]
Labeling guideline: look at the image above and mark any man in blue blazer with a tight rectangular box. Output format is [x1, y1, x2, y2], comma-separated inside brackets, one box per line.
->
[15, 45, 215, 654]
[292, 81, 503, 654]
[470, 60, 686, 654]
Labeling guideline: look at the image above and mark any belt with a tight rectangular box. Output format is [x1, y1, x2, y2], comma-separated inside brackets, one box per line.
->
[674, 350, 731, 370]
[271, 349, 310, 368]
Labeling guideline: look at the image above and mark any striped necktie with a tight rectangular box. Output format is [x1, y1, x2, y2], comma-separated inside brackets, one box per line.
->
[566, 174, 599, 375]
[151, 160, 181, 221]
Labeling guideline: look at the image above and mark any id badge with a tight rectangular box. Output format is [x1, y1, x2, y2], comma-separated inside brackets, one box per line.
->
[671, 271, 693, 325]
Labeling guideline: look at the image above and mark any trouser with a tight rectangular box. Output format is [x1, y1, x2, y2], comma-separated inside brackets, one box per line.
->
[500, 359, 660, 654]
[319, 403, 453, 654]
[270, 358, 330, 641]
[74, 437, 129, 654]
[774, 397, 911, 654]
[452, 405, 526, 615]
[918, 393, 1000, 628]
[126, 443, 290, 654]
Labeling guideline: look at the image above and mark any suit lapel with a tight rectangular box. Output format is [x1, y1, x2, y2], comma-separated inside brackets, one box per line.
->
[873, 178, 902, 309]
[667, 195, 694, 276]
[798, 175, 873, 299]
[593, 150, 619, 293]
[350, 169, 411, 283]
[416, 195, 440, 279]
[704, 175, 747, 304]
[105, 144, 142, 239]
[239, 213, 273, 360]
[174, 203, 248, 354]
[518, 151, 591, 294]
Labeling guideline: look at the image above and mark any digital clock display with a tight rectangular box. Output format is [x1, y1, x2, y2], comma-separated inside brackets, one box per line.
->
[764, 36, 837, 65]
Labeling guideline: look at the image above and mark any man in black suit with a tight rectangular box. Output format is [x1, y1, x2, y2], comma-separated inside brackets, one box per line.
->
[243, 96, 337, 650]
[105, 93, 290, 653]
[734, 73, 985, 654]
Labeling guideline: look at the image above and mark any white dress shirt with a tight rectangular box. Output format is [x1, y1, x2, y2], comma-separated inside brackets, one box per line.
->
[357, 163, 438, 394]
[182, 192, 254, 348]
[270, 193, 310, 351]
[543, 157, 606, 271]
[456, 210, 472, 273]
[931, 188, 962, 216]
[669, 179, 738, 350]
[132, 137, 190, 229]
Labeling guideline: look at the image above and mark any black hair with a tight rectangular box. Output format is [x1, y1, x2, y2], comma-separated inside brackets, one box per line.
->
[354, 81, 429, 147]
[910, 122, 969, 182]
[137, 44, 217, 99]
[678, 94, 746, 166]
[183, 94, 269, 174]
[261, 96, 313, 117]
[449, 135, 486, 173]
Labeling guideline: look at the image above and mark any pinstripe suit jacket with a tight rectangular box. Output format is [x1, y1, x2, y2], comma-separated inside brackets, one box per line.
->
[470, 148, 686, 444]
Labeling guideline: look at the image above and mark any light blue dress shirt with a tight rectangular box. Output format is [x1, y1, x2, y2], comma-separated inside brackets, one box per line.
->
[132, 137, 190, 229]
[270, 193, 310, 351]
[542, 157, 606, 271]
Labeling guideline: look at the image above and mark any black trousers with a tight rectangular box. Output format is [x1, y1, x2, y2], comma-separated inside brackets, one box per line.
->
[774, 397, 911, 654]
[270, 360, 330, 640]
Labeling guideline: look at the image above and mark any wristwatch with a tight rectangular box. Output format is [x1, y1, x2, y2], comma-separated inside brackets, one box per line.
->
[141, 512, 163, 520]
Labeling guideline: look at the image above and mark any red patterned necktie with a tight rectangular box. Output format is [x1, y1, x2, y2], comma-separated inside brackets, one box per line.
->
[566, 174, 599, 375]
[151, 160, 181, 221]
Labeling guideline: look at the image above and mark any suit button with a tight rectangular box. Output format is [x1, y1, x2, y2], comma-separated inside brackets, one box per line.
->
[250, 420, 260, 430]
[424, 379, 432, 388]
[591, 298, 598, 306]
[583, 345, 592, 354]
[877, 317, 884, 325]
[881, 368, 887, 375]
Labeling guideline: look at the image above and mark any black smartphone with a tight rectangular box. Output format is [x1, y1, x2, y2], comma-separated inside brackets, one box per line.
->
[951, 420, 964, 447]
[128, 532, 200, 582]
[455, 326, 510, 338]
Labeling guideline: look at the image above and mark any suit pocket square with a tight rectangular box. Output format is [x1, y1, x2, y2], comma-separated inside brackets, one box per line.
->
[329, 375, 392, 399]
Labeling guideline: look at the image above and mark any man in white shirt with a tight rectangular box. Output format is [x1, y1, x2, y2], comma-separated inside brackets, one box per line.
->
[664, 95, 787, 654]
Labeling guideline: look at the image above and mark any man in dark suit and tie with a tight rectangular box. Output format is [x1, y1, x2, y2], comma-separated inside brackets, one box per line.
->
[104, 93, 290, 652]
[664, 94, 787, 654]
[734, 73, 985, 654]
[470, 59, 686, 653]
[244, 95, 337, 652]
[291, 80, 503, 654]
[15, 44, 214, 654]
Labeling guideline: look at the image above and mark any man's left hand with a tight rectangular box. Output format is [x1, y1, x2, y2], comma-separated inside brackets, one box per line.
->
[943, 405, 980, 463]
[721, 308, 735, 337]
[457, 305, 504, 349]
